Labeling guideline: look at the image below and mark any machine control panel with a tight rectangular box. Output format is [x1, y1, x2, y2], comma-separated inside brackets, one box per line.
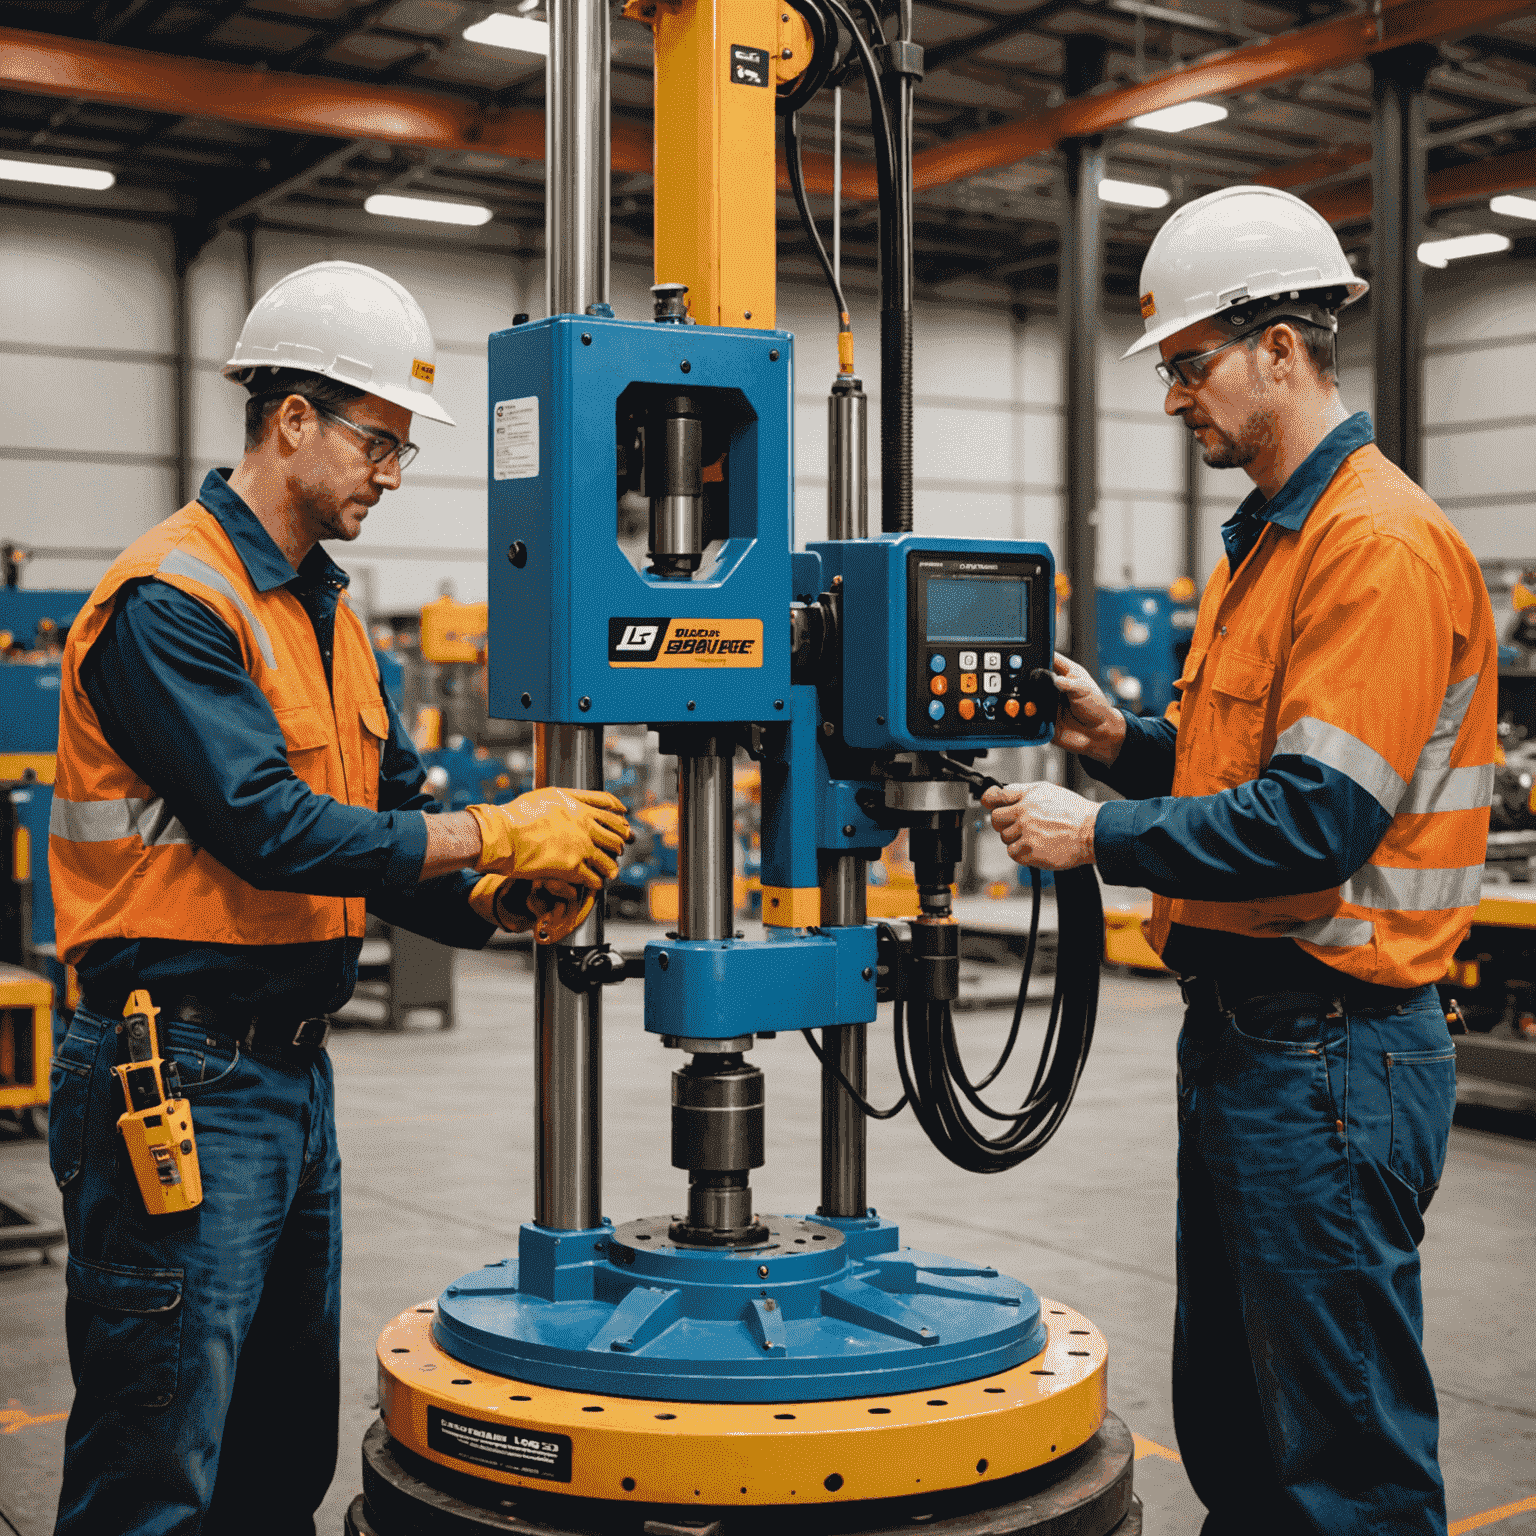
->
[905, 551, 1051, 740]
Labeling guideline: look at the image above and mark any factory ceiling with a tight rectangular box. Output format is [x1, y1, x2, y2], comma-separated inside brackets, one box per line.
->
[2, 0, 1536, 306]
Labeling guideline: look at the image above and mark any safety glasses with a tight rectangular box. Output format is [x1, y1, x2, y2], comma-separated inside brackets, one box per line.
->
[1155, 329, 1261, 389]
[311, 402, 419, 472]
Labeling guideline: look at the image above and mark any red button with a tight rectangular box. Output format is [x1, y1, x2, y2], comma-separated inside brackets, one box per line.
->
[958, 698, 976, 720]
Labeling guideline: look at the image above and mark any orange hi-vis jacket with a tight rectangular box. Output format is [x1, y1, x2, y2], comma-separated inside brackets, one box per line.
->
[50, 500, 391, 967]
[1147, 441, 1497, 990]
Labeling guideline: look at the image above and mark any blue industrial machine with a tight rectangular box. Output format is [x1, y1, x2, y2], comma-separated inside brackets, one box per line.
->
[1095, 584, 1197, 717]
[357, 0, 1127, 1530]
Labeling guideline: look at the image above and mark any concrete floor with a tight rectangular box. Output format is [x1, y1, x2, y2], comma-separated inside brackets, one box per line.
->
[2, 936, 1533, 1535]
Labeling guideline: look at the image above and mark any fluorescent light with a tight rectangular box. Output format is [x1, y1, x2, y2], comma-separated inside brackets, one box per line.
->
[1417, 231, 1511, 268]
[365, 194, 493, 226]
[462, 12, 549, 51]
[1490, 193, 1536, 222]
[0, 157, 114, 191]
[1130, 100, 1228, 134]
[1098, 178, 1171, 209]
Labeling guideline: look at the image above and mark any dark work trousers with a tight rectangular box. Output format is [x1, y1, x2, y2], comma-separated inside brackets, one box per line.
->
[48, 1004, 342, 1536]
[1172, 984, 1455, 1536]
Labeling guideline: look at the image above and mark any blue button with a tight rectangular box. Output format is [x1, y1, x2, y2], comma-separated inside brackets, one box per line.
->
[981, 697, 997, 720]
[930, 654, 946, 674]
[928, 700, 946, 721]
[1009, 654, 1023, 670]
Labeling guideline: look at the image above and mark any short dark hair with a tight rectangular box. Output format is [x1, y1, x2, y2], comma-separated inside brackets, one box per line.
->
[1242, 316, 1337, 384]
[240, 368, 368, 450]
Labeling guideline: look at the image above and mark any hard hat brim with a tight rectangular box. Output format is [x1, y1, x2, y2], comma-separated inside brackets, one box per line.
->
[1121, 276, 1369, 361]
[221, 359, 457, 427]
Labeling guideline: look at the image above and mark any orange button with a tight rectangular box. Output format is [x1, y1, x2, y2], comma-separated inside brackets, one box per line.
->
[930, 675, 948, 696]
[1024, 701, 1038, 717]
[958, 698, 976, 720]
[960, 673, 978, 694]
[1004, 697, 1020, 718]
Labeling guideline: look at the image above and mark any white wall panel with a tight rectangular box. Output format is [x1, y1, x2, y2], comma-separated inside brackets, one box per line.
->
[1425, 341, 1536, 428]
[0, 355, 174, 456]
[1424, 426, 1536, 502]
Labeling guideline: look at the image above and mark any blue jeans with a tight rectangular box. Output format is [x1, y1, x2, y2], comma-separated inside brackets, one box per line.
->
[1173, 986, 1455, 1536]
[48, 1005, 342, 1536]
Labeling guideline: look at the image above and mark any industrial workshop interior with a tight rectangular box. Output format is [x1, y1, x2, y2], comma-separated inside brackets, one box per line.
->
[3, 0, 1536, 1531]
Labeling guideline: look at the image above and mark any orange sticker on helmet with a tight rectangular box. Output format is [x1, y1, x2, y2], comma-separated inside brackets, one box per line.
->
[411, 358, 436, 383]
[1139, 292, 1156, 319]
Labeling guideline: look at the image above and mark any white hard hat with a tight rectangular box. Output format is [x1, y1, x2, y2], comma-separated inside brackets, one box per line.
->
[1123, 185, 1367, 360]
[223, 260, 455, 425]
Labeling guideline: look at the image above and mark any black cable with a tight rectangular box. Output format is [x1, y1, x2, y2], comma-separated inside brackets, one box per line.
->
[803, 1028, 908, 1119]
[784, 109, 850, 337]
[894, 865, 1102, 1175]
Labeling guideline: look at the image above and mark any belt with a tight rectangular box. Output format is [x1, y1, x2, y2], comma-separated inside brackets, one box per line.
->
[1176, 971, 1417, 1020]
[166, 995, 332, 1053]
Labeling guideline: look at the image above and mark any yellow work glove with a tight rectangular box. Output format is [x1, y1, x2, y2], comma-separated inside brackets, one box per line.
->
[469, 875, 596, 944]
[466, 788, 631, 889]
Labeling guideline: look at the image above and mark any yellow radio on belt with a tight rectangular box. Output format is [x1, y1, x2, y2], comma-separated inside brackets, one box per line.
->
[114, 990, 202, 1216]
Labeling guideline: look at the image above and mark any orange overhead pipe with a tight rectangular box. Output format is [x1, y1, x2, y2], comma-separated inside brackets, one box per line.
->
[1308, 144, 1536, 224]
[909, 0, 1536, 192]
[1255, 144, 1373, 192]
[0, 25, 651, 171]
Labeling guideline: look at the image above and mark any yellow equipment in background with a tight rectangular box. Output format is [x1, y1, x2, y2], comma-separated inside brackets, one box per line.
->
[0, 963, 52, 1128]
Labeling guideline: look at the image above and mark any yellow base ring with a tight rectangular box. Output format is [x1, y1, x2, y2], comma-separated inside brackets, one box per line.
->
[377, 1297, 1108, 1507]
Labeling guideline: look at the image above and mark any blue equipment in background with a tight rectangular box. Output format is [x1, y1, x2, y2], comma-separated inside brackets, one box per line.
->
[1095, 584, 1197, 717]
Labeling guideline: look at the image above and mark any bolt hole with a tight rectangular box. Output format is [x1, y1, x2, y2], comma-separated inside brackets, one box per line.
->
[824, 1473, 843, 1492]
[1069, 1329, 1090, 1335]
[976, 1459, 989, 1474]
[582, 1405, 604, 1412]
[391, 1348, 409, 1353]
[774, 1413, 795, 1420]
[622, 1477, 636, 1491]
[656, 1413, 676, 1420]
[867, 1407, 890, 1415]
[1049, 1309, 1065, 1315]
[984, 1387, 1004, 1394]
[811, 1234, 826, 1241]
[452, 1378, 472, 1385]
[1030, 1370, 1055, 1376]
[926, 1399, 947, 1406]
[1068, 1350, 1091, 1356]
[511, 1395, 532, 1401]
[415, 1307, 432, 1313]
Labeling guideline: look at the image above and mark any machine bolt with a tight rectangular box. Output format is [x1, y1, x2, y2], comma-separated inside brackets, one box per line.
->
[579, 696, 591, 711]
[769, 349, 780, 361]
[782, 47, 793, 57]
[687, 700, 697, 710]
[581, 333, 592, 346]
[680, 360, 691, 373]
[758, 1265, 769, 1277]
[875, 715, 886, 725]
[862, 967, 873, 980]
[659, 953, 670, 971]
[843, 824, 855, 836]
[822, 722, 834, 737]
[520, 692, 532, 708]
[774, 699, 784, 710]
[507, 540, 528, 567]
[764, 1299, 776, 1310]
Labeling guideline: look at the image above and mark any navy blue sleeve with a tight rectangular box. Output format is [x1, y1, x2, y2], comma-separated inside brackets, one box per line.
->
[81, 579, 429, 898]
[1093, 756, 1393, 898]
[1079, 711, 1178, 800]
[364, 684, 494, 949]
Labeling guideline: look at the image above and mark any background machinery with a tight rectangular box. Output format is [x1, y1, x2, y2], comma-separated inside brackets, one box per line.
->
[352, 1, 1133, 1532]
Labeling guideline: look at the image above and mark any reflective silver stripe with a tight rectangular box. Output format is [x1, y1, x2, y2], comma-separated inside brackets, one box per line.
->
[1397, 762, 1495, 816]
[1288, 914, 1376, 948]
[1415, 674, 1479, 772]
[1340, 863, 1484, 913]
[1273, 716, 1406, 815]
[158, 547, 277, 670]
[50, 795, 193, 847]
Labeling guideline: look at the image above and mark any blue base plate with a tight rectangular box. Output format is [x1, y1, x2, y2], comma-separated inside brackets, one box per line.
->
[432, 1213, 1047, 1404]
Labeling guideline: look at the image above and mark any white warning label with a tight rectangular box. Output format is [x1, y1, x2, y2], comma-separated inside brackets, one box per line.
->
[493, 395, 539, 481]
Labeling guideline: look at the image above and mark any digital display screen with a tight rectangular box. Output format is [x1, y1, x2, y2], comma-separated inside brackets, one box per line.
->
[926, 576, 1030, 642]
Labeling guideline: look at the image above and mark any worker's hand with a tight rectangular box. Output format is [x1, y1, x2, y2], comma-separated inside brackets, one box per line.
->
[467, 875, 596, 944]
[1051, 653, 1127, 765]
[467, 788, 632, 889]
[981, 782, 1099, 871]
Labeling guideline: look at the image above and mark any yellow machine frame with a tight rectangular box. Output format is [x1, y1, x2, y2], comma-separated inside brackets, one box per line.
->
[0, 963, 52, 1116]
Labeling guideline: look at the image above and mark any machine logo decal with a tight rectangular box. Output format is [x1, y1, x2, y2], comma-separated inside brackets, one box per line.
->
[731, 45, 770, 86]
[1140, 291, 1156, 319]
[411, 358, 436, 383]
[608, 618, 764, 667]
[427, 1407, 572, 1482]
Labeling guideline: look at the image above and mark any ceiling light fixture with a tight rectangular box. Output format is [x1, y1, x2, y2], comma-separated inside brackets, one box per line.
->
[1416, 231, 1511, 268]
[1129, 100, 1228, 133]
[1098, 178, 1171, 209]
[0, 157, 115, 191]
[462, 12, 549, 52]
[365, 194, 494, 226]
[1489, 193, 1536, 222]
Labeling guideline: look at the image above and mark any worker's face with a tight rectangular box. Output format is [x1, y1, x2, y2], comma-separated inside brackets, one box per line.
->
[282, 394, 412, 543]
[1158, 319, 1276, 472]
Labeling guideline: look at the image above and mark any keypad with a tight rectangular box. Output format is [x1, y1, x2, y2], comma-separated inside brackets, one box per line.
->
[919, 646, 1036, 737]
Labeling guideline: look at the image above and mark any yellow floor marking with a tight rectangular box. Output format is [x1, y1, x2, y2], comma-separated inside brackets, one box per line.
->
[0, 1400, 68, 1434]
[1450, 1494, 1536, 1534]
[1132, 1432, 1182, 1463]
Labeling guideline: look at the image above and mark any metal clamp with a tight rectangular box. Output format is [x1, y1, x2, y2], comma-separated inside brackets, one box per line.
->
[555, 945, 646, 993]
[877, 39, 925, 79]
